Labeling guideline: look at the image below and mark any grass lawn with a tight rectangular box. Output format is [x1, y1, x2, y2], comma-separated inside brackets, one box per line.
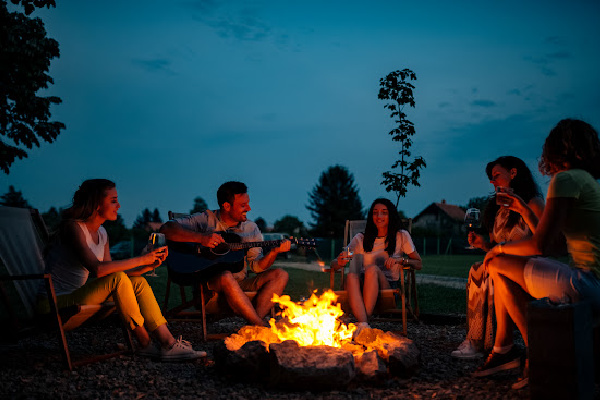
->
[148, 253, 474, 316]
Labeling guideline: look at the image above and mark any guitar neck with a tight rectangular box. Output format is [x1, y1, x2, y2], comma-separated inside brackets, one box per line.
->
[229, 240, 286, 250]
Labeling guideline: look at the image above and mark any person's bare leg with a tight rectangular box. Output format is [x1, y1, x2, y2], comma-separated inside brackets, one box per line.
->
[347, 272, 368, 323]
[152, 324, 176, 348]
[362, 266, 380, 318]
[132, 326, 151, 348]
[250, 268, 289, 319]
[210, 272, 267, 327]
[488, 255, 531, 347]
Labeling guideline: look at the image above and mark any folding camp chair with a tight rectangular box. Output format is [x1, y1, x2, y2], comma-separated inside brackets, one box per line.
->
[0, 206, 134, 370]
[323, 218, 419, 335]
[162, 211, 266, 341]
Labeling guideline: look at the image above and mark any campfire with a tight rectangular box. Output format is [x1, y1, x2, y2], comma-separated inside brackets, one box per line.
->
[225, 290, 356, 351]
[216, 290, 421, 390]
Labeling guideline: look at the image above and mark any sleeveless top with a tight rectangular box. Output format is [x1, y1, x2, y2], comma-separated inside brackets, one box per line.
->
[44, 222, 108, 296]
[492, 208, 531, 243]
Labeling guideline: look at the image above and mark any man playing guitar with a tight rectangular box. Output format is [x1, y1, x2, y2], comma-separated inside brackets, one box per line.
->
[160, 181, 290, 326]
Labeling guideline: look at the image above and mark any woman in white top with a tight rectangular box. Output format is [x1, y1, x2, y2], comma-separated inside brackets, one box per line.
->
[330, 198, 422, 327]
[44, 179, 202, 362]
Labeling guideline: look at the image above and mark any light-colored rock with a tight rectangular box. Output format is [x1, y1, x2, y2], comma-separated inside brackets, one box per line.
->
[268, 340, 355, 390]
[353, 349, 387, 380]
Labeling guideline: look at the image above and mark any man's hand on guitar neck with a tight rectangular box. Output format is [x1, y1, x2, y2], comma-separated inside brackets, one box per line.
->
[255, 239, 291, 272]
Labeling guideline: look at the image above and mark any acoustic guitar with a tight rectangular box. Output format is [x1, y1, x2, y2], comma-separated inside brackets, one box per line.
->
[166, 232, 316, 284]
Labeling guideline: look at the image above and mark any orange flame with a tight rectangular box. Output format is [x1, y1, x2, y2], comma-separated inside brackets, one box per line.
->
[268, 290, 356, 347]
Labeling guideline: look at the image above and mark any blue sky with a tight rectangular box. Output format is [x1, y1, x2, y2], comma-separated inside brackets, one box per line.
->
[2, 0, 600, 229]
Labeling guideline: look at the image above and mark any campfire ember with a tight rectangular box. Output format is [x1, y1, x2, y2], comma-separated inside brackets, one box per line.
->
[225, 290, 356, 351]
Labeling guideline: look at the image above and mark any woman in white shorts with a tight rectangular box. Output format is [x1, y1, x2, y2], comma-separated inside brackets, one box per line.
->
[474, 119, 600, 389]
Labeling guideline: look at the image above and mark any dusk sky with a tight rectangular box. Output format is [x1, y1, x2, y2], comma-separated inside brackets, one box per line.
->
[3, 0, 600, 230]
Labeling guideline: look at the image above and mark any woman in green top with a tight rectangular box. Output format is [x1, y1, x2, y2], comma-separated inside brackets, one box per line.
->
[474, 119, 600, 388]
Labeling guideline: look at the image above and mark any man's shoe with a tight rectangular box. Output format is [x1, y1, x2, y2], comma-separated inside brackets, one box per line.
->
[161, 336, 206, 362]
[451, 339, 483, 359]
[472, 347, 521, 377]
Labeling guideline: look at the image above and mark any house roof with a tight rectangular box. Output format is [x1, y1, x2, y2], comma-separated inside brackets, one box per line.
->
[413, 201, 465, 223]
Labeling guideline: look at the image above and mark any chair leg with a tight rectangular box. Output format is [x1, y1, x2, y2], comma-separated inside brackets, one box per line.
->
[44, 277, 73, 370]
[411, 270, 419, 318]
[400, 270, 407, 336]
[163, 277, 172, 315]
[200, 284, 207, 342]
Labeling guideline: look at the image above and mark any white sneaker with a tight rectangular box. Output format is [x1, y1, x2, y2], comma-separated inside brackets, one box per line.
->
[161, 336, 206, 362]
[451, 339, 483, 359]
[137, 342, 161, 359]
[352, 322, 370, 340]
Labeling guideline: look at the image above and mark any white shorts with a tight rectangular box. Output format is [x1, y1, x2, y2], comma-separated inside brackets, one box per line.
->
[524, 257, 600, 314]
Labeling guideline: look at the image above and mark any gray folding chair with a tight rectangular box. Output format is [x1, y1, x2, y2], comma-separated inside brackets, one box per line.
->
[0, 206, 134, 370]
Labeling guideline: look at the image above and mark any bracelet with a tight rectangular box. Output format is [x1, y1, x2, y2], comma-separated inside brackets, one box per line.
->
[498, 241, 506, 253]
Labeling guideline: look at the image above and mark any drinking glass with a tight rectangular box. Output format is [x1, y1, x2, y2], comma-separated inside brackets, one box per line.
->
[146, 232, 166, 277]
[495, 186, 514, 207]
[464, 208, 481, 249]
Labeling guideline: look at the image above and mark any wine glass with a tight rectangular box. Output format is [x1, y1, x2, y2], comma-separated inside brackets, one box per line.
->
[464, 208, 481, 249]
[146, 232, 166, 277]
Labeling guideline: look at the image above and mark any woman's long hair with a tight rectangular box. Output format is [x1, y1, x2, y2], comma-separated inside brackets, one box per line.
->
[539, 119, 600, 178]
[363, 198, 402, 254]
[61, 179, 116, 222]
[482, 156, 542, 232]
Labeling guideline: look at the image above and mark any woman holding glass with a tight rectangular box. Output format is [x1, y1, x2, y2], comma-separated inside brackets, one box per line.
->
[330, 198, 422, 330]
[42, 179, 203, 362]
[476, 119, 600, 389]
[452, 156, 544, 360]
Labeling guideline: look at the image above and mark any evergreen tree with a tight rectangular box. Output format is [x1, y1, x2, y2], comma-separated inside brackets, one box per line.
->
[306, 165, 364, 237]
[133, 208, 153, 230]
[151, 208, 162, 223]
[254, 217, 267, 232]
[41, 206, 61, 232]
[191, 196, 208, 214]
[0, 185, 31, 208]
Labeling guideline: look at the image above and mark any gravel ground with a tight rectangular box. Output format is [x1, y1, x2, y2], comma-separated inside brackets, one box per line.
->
[0, 315, 587, 399]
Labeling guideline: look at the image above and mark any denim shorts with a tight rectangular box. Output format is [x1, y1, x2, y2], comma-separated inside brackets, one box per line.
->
[524, 257, 600, 314]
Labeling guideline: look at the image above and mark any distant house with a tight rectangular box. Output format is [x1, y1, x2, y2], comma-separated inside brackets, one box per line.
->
[412, 200, 465, 236]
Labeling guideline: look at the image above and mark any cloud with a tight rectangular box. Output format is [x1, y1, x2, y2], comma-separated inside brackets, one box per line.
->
[131, 58, 176, 75]
[180, 0, 220, 14]
[438, 101, 451, 108]
[546, 51, 571, 60]
[507, 89, 521, 96]
[470, 99, 496, 108]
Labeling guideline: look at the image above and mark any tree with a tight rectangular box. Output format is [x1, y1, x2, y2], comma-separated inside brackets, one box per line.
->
[465, 196, 489, 212]
[254, 217, 267, 232]
[132, 207, 163, 230]
[41, 206, 61, 232]
[378, 69, 426, 207]
[1, 0, 66, 173]
[306, 165, 364, 237]
[190, 196, 208, 214]
[0, 185, 31, 208]
[274, 215, 308, 237]
[104, 214, 130, 244]
[151, 208, 162, 223]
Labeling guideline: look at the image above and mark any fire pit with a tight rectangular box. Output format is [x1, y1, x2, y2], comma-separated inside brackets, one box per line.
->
[215, 291, 420, 390]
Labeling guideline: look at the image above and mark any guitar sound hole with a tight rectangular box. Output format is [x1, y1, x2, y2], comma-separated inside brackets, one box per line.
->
[211, 243, 230, 256]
